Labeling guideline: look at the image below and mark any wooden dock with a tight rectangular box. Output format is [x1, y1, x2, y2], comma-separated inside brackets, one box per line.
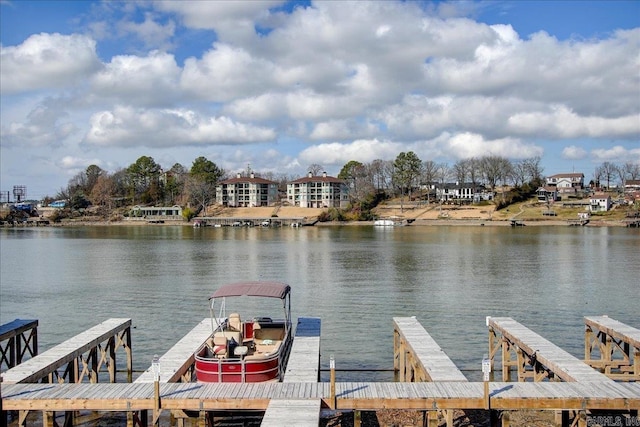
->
[261, 317, 322, 427]
[584, 315, 640, 381]
[135, 318, 211, 384]
[3, 382, 639, 418]
[487, 316, 612, 383]
[394, 316, 467, 382]
[2, 316, 639, 427]
[0, 319, 38, 370]
[1, 318, 132, 385]
[393, 317, 468, 427]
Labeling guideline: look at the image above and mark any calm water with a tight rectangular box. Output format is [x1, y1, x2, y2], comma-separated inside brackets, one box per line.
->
[1, 224, 638, 382]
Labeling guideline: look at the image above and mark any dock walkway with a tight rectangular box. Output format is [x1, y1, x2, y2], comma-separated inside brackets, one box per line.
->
[135, 318, 211, 384]
[261, 317, 322, 427]
[3, 381, 638, 414]
[488, 316, 612, 382]
[584, 315, 640, 381]
[394, 317, 467, 382]
[0, 319, 38, 370]
[1, 318, 131, 384]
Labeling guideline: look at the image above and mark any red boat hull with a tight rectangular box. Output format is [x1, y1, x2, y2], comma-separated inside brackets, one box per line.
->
[195, 351, 282, 382]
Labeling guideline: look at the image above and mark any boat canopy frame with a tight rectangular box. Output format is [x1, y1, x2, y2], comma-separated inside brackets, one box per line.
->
[208, 281, 292, 336]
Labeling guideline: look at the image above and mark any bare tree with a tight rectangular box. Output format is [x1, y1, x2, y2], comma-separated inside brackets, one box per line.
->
[524, 156, 544, 186]
[369, 159, 392, 193]
[510, 159, 528, 188]
[307, 164, 324, 176]
[597, 162, 618, 189]
[422, 160, 439, 203]
[452, 159, 470, 185]
[90, 175, 115, 215]
[622, 162, 640, 181]
[185, 177, 216, 216]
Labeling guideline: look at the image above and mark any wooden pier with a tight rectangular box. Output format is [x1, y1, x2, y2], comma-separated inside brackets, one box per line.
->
[261, 317, 322, 427]
[2, 316, 639, 427]
[487, 316, 612, 383]
[135, 319, 211, 384]
[194, 216, 309, 227]
[584, 315, 640, 381]
[0, 319, 38, 370]
[1, 318, 131, 385]
[393, 317, 468, 427]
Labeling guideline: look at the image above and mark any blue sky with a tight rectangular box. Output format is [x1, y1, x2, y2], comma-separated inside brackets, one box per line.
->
[1, 0, 639, 200]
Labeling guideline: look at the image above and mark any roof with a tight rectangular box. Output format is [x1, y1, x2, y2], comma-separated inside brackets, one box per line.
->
[289, 175, 344, 184]
[210, 281, 291, 299]
[219, 176, 277, 185]
[548, 173, 584, 179]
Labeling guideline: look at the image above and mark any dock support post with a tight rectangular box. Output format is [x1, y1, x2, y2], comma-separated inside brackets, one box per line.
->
[330, 354, 336, 410]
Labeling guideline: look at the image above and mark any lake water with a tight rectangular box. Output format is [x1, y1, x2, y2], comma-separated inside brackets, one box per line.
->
[1, 224, 638, 382]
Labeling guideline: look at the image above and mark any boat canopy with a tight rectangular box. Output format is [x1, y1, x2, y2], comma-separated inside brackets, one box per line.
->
[210, 281, 291, 300]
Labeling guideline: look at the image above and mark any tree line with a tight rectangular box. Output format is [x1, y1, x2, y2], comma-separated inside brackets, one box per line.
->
[49, 153, 639, 218]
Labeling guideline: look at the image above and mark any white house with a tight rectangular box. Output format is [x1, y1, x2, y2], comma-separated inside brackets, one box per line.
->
[546, 173, 585, 194]
[216, 173, 279, 207]
[287, 172, 349, 208]
[589, 193, 612, 212]
[421, 182, 492, 202]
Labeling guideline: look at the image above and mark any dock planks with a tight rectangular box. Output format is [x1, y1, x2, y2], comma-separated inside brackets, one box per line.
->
[584, 315, 640, 381]
[488, 316, 612, 383]
[282, 317, 321, 382]
[3, 381, 639, 412]
[1, 318, 131, 384]
[262, 317, 322, 427]
[0, 319, 38, 370]
[394, 317, 467, 382]
[135, 318, 211, 383]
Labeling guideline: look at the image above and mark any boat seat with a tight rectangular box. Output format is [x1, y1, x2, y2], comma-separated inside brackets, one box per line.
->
[214, 330, 242, 345]
[228, 313, 242, 332]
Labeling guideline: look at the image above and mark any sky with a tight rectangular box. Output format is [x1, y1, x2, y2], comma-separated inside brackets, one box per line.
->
[1, 0, 639, 200]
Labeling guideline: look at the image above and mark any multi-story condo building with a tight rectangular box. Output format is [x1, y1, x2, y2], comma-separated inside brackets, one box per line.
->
[287, 172, 349, 208]
[216, 173, 278, 207]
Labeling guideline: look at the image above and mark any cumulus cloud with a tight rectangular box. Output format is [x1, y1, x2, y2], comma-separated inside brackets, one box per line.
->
[592, 145, 640, 163]
[299, 138, 403, 166]
[91, 51, 181, 106]
[562, 145, 588, 160]
[1, 102, 77, 148]
[0, 33, 102, 94]
[83, 106, 276, 148]
[116, 12, 176, 51]
[442, 132, 543, 160]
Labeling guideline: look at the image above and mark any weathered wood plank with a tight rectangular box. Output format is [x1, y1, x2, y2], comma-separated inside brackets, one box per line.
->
[135, 318, 211, 383]
[261, 399, 321, 426]
[2, 382, 639, 412]
[585, 316, 640, 348]
[1, 318, 131, 384]
[283, 317, 321, 382]
[487, 317, 612, 382]
[394, 317, 467, 382]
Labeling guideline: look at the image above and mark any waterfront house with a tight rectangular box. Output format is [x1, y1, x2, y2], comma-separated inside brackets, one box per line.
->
[216, 173, 279, 207]
[545, 173, 585, 196]
[421, 182, 492, 202]
[537, 186, 559, 202]
[589, 193, 612, 212]
[287, 172, 349, 208]
[129, 205, 183, 219]
[625, 180, 640, 193]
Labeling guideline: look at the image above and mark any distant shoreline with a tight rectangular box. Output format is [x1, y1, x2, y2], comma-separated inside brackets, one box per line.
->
[16, 217, 629, 228]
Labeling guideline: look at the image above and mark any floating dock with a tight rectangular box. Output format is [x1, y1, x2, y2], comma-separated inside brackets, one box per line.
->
[2, 316, 639, 427]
